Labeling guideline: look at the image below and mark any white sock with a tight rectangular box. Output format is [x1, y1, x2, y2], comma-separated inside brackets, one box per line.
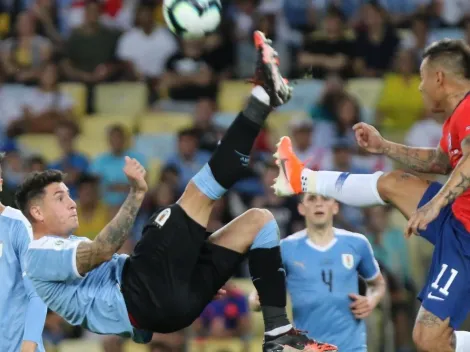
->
[252, 86, 270, 105]
[455, 331, 470, 351]
[265, 324, 292, 336]
[301, 169, 386, 206]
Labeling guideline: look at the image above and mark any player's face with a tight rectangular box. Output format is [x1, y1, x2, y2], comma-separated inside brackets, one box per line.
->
[419, 58, 446, 112]
[298, 194, 338, 227]
[31, 182, 78, 235]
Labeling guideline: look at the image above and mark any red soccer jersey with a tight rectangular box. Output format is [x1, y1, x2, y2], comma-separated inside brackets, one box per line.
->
[439, 94, 470, 231]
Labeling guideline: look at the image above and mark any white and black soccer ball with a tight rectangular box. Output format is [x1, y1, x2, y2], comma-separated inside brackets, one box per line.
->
[163, 0, 222, 38]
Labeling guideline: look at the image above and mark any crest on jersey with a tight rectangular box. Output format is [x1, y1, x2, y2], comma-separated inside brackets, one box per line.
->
[0, 241, 3, 258]
[154, 208, 171, 228]
[342, 254, 354, 270]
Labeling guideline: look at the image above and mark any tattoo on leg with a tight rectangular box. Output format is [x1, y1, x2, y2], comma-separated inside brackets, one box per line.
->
[400, 173, 412, 180]
[417, 310, 441, 328]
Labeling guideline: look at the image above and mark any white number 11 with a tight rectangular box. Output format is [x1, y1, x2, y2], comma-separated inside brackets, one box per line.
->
[431, 264, 459, 296]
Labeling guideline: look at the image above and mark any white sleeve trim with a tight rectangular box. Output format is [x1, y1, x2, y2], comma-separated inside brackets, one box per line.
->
[71, 240, 85, 279]
[362, 259, 381, 281]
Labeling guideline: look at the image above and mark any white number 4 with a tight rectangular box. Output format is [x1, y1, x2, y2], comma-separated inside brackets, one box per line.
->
[431, 264, 459, 296]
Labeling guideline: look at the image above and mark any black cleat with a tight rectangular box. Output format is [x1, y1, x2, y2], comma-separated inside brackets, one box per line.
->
[263, 328, 338, 351]
[252, 30, 293, 107]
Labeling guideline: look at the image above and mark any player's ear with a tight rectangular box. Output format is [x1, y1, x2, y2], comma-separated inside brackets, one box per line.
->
[29, 204, 44, 223]
[0, 178, 3, 192]
[297, 202, 306, 217]
[332, 200, 339, 216]
[436, 70, 444, 86]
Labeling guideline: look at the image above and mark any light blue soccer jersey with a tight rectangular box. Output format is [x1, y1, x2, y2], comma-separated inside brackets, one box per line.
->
[25, 235, 134, 337]
[0, 207, 46, 352]
[281, 228, 380, 352]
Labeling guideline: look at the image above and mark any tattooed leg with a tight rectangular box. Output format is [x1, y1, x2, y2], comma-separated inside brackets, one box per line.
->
[413, 307, 455, 352]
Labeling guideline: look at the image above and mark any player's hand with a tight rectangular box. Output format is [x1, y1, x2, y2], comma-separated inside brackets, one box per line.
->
[352, 122, 387, 154]
[21, 341, 37, 352]
[214, 287, 227, 300]
[349, 293, 376, 319]
[123, 156, 148, 194]
[405, 199, 441, 238]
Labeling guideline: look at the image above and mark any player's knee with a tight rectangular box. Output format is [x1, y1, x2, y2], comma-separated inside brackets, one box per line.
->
[412, 326, 439, 352]
[377, 170, 410, 202]
[245, 208, 275, 230]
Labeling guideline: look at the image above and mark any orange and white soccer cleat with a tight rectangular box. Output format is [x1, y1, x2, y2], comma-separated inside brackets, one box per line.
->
[272, 136, 306, 196]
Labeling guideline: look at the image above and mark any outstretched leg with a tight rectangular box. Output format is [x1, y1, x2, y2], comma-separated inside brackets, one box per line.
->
[272, 136, 430, 219]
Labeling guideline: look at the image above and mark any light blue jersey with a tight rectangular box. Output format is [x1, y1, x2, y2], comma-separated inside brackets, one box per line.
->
[0, 207, 47, 352]
[281, 228, 380, 352]
[25, 235, 134, 337]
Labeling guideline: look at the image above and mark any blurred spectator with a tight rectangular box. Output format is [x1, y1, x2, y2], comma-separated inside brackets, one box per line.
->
[42, 310, 83, 348]
[282, 0, 315, 33]
[7, 63, 75, 137]
[160, 38, 218, 101]
[0, 69, 23, 135]
[309, 74, 345, 123]
[149, 330, 187, 352]
[158, 164, 181, 193]
[0, 11, 52, 84]
[439, 0, 470, 26]
[164, 127, 211, 194]
[376, 49, 424, 132]
[249, 161, 299, 237]
[229, 0, 259, 41]
[91, 124, 147, 212]
[465, 18, 470, 46]
[401, 15, 434, 66]
[297, 6, 355, 79]
[192, 98, 221, 153]
[61, 0, 120, 112]
[332, 93, 361, 145]
[117, 3, 177, 98]
[193, 282, 250, 339]
[405, 111, 443, 148]
[354, 2, 399, 77]
[49, 120, 89, 199]
[377, 0, 428, 27]
[74, 173, 110, 240]
[26, 155, 47, 172]
[2, 149, 26, 189]
[30, 0, 64, 47]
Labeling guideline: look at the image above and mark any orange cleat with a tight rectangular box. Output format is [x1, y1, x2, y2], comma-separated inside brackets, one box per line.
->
[251, 31, 292, 107]
[272, 136, 305, 196]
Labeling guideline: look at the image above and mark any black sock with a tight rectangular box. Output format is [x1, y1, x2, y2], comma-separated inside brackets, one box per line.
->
[249, 247, 290, 333]
[208, 96, 271, 189]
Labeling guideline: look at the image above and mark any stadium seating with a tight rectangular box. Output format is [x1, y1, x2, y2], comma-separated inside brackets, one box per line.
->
[346, 78, 384, 109]
[137, 112, 193, 134]
[134, 133, 177, 161]
[146, 158, 163, 187]
[60, 82, 87, 117]
[219, 81, 252, 112]
[75, 135, 109, 159]
[58, 340, 102, 352]
[17, 134, 61, 162]
[95, 82, 147, 115]
[81, 114, 136, 138]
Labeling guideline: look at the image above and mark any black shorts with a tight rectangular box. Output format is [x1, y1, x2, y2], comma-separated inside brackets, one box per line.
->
[121, 204, 244, 333]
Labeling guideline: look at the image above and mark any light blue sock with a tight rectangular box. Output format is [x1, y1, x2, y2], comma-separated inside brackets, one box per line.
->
[192, 164, 227, 200]
[251, 219, 280, 250]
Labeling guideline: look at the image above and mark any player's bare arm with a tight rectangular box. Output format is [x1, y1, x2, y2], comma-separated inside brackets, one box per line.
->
[349, 273, 386, 319]
[20, 341, 37, 352]
[406, 136, 470, 236]
[353, 122, 451, 174]
[76, 157, 147, 275]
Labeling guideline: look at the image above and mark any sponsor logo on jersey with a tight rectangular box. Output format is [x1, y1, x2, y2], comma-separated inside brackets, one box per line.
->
[427, 292, 444, 301]
[154, 208, 171, 227]
[293, 261, 305, 270]
[342, 254, 354, 270]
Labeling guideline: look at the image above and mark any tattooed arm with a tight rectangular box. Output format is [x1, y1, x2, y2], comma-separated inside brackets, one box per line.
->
[75, 157, 147, 275]
[382, 141, 451, 175]
[431, 136, 470, 207]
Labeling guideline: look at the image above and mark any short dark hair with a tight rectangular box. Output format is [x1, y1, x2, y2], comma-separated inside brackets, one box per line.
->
[177, 127, 199, 139]
[423, 39, 470, 79]
[15, 170, 65, 219]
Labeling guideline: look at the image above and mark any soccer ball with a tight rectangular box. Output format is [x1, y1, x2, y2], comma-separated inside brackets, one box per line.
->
[163, 0, 222, 38]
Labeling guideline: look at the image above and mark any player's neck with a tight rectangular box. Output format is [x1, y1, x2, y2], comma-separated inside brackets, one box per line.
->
[306, 224, 335, 247]
[445, 85, 470, 114]
[32, 224, 67, 240]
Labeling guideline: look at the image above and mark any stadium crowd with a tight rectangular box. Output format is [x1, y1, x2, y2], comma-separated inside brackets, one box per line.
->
[1, 0, 470, 351]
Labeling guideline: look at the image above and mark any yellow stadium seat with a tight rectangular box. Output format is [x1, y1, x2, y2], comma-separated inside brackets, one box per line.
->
[76, 135, 109, 159]
[219, 81, 252, 112]
[95, 82, 147, 115]
[17, 134, 60, 162]
[138, 112, 193, 133]
[147, 158, 162, 186]
[189, 338, 245, 352]
[60, 82, 87, 118]
[124, 340, 148, 352]
[81, 114, 135, 139]
[346, 78, 384, 109]
[58, 340, 102, 352]
[267, 111, 308, 136]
